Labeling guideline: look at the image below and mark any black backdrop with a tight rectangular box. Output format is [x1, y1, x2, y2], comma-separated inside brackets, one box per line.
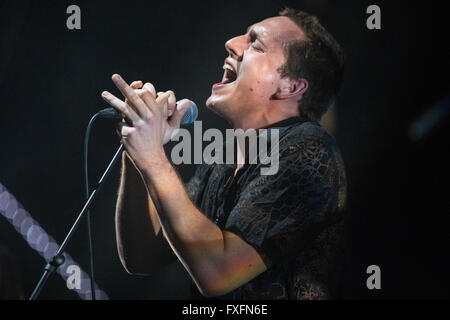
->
[0, 0, 449, 299]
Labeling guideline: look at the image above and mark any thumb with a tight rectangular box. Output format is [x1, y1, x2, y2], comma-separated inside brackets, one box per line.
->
[169, 99, 191, 127]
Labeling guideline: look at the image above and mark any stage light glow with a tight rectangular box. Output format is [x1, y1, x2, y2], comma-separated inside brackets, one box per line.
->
[0, 182, 109, 300]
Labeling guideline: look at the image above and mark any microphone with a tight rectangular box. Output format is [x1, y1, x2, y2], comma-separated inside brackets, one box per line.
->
[96, 100, 198, 125]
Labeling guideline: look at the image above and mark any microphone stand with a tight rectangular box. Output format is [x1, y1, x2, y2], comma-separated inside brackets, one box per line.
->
[29, 144, 124, 300]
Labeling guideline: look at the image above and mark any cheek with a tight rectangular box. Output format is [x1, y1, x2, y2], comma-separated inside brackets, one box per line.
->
[239, 55, 280, 94]
[242, 64, 279, 97]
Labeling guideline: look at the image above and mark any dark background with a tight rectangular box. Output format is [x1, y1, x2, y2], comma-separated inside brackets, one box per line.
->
[0, 0, 449, 299]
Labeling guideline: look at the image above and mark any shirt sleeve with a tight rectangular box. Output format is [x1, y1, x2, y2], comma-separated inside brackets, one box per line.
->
[223, 137, 345, 266]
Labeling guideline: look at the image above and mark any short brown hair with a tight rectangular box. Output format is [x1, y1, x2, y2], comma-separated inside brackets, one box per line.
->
[278, 8, 344, 121]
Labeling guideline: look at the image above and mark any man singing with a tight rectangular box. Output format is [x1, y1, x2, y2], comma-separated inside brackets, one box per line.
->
[101, 8, 347, 299]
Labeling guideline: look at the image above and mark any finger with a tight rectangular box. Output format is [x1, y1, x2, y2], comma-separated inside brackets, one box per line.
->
[127, 82, 143, 108]
[111, 74, 150, 119]
[101, 90, 140, 123]
[120, 125, 136, 144]
[169, 99, 191, 128]
[143, 82, 157, 99]
[166, 90, 177, 116]
[141, 82, 161, 110]
[120, 125, 135, 145]
[130, 81, 143, 89]
[156, 91, 176, 116]
[121, 124, 134, 137]
[116, 121, 125, 138]
[156, 91, 171, 119]
[133, 89, 145, 97]
[139, 86, 158, 114]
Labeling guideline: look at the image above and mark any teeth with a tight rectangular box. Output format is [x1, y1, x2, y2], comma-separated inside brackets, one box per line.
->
[222, 69, 228, 82]
[221, 63, 236, 84]
[222, 64, 234, 72]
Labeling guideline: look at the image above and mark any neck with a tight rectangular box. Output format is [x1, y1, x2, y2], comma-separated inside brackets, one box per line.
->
[231, 102, 299, 131]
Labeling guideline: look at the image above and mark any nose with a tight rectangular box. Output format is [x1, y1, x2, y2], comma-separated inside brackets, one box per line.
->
[225, 35, 246, 61]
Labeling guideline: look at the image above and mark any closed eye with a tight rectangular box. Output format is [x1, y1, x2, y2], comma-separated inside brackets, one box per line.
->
[248, 30, 264, 52]
[252, 43, 263, 52]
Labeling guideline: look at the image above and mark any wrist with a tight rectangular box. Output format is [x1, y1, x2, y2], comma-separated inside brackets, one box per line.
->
[140, 150, 172, 179]
[141, 154, 182, 202]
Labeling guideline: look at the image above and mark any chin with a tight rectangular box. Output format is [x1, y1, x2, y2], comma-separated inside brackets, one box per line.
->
[205, 95, 232, 120]
[206, 93, 223, 111]
[205, 95, 214, 110]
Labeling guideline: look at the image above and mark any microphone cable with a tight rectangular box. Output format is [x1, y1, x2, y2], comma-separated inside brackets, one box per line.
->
[83, 113, 101, 300]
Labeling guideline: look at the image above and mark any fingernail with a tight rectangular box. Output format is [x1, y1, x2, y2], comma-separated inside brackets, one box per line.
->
[112, 74, 121, 82]
[102, 91, 110, 97]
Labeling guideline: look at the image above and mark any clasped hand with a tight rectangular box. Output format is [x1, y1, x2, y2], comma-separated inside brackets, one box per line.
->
[101, 74, 191, 172]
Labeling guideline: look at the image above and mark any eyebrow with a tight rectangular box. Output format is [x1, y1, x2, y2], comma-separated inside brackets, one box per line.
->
[246, 25, 267, 47]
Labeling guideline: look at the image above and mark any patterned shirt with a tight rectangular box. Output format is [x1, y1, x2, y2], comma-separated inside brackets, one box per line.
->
[186, 116, 347, 300]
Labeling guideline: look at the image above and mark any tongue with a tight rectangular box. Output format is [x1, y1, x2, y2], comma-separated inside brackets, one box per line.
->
[222, 74, 236, 84]
[217, 69, 236, 85]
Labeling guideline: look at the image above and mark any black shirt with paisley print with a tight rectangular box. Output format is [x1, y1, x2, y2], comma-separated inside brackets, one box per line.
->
[185, 116, 347, 300]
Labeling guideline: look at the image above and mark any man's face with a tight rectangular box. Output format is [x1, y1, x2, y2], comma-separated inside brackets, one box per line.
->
[206, 16, 305, 123]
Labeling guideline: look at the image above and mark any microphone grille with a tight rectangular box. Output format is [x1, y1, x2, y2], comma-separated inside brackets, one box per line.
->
[181, 101, 198, 125]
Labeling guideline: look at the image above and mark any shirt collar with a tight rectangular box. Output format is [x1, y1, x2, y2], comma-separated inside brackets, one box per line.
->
[262, 115, 312, 129]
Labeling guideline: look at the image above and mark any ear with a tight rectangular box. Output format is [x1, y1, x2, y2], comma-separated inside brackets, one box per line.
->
[274, 77, 308, 101]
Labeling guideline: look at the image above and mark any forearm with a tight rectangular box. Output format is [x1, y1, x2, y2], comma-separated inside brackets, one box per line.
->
[140, 157, 231, 294]
[115, 152, 174, 274]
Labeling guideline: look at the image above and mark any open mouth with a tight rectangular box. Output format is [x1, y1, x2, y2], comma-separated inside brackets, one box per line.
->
[212, 59, 238, 91]
[220, 64, 237, 84]
[213, 62, 237, 89]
